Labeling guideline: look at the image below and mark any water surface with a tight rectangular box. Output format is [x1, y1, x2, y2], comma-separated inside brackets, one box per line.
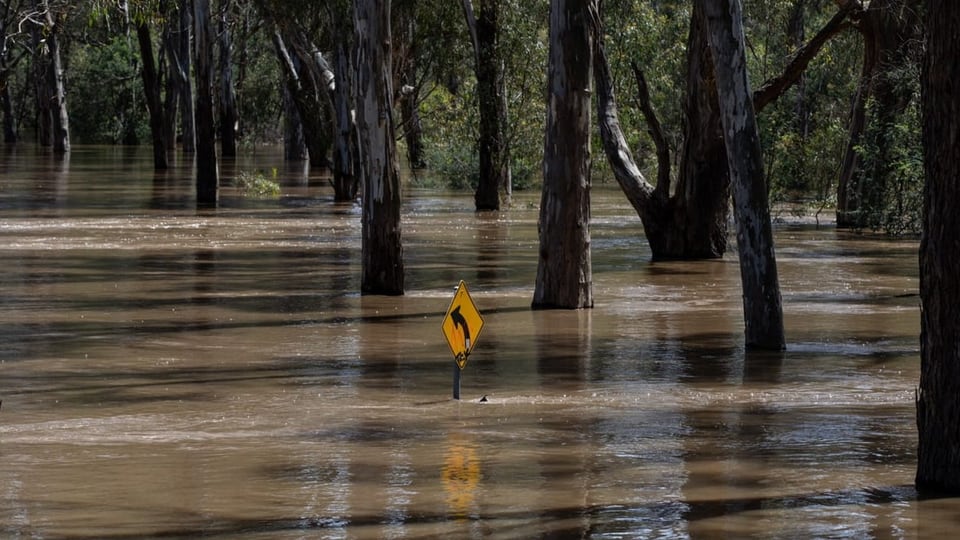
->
[0, 146, 948, 539]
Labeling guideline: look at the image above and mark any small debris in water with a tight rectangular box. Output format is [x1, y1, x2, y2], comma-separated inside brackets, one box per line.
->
[479, 395, 488, 403]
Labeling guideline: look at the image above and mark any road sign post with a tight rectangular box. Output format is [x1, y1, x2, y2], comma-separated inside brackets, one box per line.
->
[441, 280, 484, 400]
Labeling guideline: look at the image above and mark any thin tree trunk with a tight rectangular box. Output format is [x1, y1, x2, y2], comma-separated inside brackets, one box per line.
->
[701, 0, 785, 350]
[355, 0, 404, 295]
[219, 3, 238, 158]
[916, 0, 960, 494]
[332, 33, 359, 201]
[193, 0, 219, 206]
[463, 0, 511, 211]
[532, 0, 595, 310]
[179, 0, 196, 153]
[2, 81, 15, 143]
[45, 11, 68, 154]
[836, 0, 921, 228]
[136, 22, 169, 170]
[397, 16, 425, 170]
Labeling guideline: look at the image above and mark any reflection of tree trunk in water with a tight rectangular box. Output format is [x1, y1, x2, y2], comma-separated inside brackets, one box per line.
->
[836, 0, 921, 228]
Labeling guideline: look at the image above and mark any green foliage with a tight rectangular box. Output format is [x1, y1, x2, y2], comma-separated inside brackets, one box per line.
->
[751, 4, 863, 217]
[416, 0, 546, 191]
[234, 168, 281, 197]
[67, 35, 148, 144]
[854, 64, 922, 236]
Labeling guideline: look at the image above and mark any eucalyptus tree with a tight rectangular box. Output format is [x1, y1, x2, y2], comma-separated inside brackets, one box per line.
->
[834, 0, 922, 229]
[532, 0, 596, 310]
[700, 0, 784, 350]
[917, 0, 960, 494]
[355, 0, 404, 295]
[0, 0, 30, 143]
[462, 0, 510, 210]
[218, 0, 238, 157]
[194, 0, 218, 205]
[596, 1, 853, 260]
[31, 0, 69, 152]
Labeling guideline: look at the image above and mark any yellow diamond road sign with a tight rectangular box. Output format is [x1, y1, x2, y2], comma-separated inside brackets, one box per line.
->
[442, 280, 484, 369]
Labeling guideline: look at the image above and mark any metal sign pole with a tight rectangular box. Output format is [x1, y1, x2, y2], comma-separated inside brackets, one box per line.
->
[453, 363, 461, 400]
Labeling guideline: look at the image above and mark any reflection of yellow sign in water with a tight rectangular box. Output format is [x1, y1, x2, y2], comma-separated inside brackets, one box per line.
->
[441, 281, 484, 369]
[442, 433, 480, 519]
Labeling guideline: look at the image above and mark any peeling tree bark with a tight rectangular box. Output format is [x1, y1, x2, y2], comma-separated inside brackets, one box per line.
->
[700, 0, 785, 350]
[916, 0, 960, 494]
[532, 0, 596, 310]
[355, 0, 404, 295]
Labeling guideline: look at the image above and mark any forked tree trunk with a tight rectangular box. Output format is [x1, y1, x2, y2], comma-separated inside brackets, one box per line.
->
[916, 0, 960, 494]
[596, 2, 851, 261]
[355, 0, 404, 295]
[193, 0, 219, 206]
[700, 0, 785, 350]
[532, 0, 595, 310]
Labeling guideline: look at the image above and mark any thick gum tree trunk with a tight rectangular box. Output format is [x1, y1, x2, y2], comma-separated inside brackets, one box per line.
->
[916, 0, 960, 494]
[355, 0, 404, 295]
[532, 0, 595, 310]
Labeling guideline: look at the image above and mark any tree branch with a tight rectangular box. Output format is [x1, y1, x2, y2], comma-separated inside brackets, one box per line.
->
[460, 0, 480, 71]
[753, 5, 855, 111]
[630, 61, 671, 198]
[594, 37, 655, 218]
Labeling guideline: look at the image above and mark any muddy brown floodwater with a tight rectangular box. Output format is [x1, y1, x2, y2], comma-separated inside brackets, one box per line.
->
[0, 146, 953, 538]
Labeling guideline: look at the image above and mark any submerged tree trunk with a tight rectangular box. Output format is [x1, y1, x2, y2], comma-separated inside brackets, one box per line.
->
[700, 0, 784, 350]
[219, 3, 238, 158]
[32, 1, 69, 153]
[595, 2, 852, 261]
[594, 4, 727, 261]
[394, 0, 425, 170]
[355, 0, 404, 295]
[271, 30, 334, 170]
[178, 0, 196, 153]
[532, 0, 595, 310]
[916, 0, 960, 494]
[136, 22, 169, 170]
[836, 0, 921, 228]
[332, 34, 359, 201]
[193, 0, 219, 206]
[463, 0, 511, 211]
